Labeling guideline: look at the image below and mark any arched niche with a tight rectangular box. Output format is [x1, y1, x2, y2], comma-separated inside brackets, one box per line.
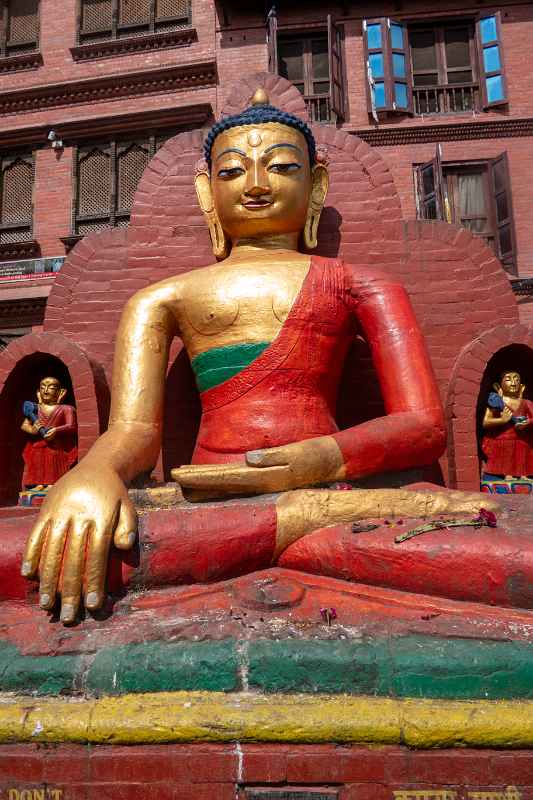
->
[0, 354, 75, 505]
[476, 343, 533, 474]
[446, 324, 533, 490]
[0, 333, 100, 507]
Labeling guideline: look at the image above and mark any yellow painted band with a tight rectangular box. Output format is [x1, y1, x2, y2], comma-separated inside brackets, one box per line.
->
[1, 692, 533, 748]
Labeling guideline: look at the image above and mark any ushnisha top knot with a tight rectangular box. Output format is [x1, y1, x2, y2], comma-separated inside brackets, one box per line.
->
[204, 88, 316, 171]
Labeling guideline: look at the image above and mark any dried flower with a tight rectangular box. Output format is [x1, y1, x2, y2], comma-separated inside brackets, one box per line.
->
[476, 507, 498, 527]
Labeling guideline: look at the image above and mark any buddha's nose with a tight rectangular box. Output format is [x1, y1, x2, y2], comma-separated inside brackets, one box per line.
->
[244, 162, 270, 197]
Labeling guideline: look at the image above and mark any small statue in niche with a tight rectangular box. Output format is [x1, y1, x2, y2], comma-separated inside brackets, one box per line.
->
[19, 376, 78, 505]
[481, 369, 533, 485]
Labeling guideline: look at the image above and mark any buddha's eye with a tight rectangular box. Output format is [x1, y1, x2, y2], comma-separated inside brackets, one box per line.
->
[217, 166, 245, 179]
[268, 162, 302, 174]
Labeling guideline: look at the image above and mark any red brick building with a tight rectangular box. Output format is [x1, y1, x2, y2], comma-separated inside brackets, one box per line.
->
[1, 0, 533, 345]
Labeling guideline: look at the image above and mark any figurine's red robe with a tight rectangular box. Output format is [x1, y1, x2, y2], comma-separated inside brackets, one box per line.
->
[22, 404, 78, 487]
[481, 399, 533, 477]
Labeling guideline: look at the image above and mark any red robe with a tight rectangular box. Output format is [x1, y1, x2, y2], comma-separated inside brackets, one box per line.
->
[481, 398, 533, 477]
[22, 404, 78, 487]
[193, 256, 444, 478]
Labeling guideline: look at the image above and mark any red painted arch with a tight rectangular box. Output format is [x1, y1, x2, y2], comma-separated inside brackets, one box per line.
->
[0, 332, 100, 503]
[446, 324, 533, 490]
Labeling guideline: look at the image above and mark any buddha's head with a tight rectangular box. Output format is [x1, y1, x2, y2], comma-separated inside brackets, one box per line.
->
[37, 377, 65, 405]
[498, 370, 524, 398]
[196, 89, 329, 258]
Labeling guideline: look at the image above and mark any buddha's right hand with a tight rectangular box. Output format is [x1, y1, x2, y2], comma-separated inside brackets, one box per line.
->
[20, 463, 137, 624]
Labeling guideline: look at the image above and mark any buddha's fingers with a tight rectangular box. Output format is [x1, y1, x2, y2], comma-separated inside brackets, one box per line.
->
[59, 519, 91, 624]
[113, 498, 137, 551]
[21, 517, 50, 578]
[275, 488, 500, 553]
[172, 463, 290, 494]
[38, 518, 71, 610]
[84, 517, 115, 613]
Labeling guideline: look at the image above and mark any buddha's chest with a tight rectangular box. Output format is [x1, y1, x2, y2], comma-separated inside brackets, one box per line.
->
[180, 261, 310, 352]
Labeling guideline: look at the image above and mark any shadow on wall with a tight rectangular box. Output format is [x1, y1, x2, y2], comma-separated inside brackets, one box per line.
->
[476, 343, 533, 468]
[0, 354, 75, 506]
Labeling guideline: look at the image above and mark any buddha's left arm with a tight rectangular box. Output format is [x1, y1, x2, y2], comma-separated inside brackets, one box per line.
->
[333, 270, 446, 479]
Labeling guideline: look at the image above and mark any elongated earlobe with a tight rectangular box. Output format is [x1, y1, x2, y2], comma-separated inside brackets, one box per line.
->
[194, 161, 230, 260]
[303, 161, 329, 250]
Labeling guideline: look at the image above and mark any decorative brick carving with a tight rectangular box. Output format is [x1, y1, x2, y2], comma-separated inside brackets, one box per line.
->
[0, 241, 40, 261]
[352, 117, 533, 147]
[0, 51, 42, 74]
[0, 104, 213, 150]
[0, 61, 217, 116]
[70, 26, 197, 61]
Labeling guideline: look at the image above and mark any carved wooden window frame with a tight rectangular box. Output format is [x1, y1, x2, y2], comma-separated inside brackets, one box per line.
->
[414, 152, 517, 275]
[272, 13, 346, 123]
[72, 132, 173, 236]
[0, 0, 40, 58]
[76, 0, 192, 46]
[0, 150, 35, 249]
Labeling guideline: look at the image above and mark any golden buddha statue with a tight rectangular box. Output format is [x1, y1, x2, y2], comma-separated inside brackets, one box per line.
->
[21, 91, 493, 624]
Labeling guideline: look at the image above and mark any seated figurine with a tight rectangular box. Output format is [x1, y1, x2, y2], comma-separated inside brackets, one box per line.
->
[20, 91, 492, 623]
[481, 370, 533, 482]
[20, 377, 77, 504]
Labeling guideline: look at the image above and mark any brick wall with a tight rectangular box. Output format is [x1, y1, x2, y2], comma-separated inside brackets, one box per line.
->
[1, 0, 532, 279]
[1, 743, 533, 799]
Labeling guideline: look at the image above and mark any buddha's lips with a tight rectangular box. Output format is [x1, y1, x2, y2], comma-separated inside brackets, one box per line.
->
[242, 199, 272, 209]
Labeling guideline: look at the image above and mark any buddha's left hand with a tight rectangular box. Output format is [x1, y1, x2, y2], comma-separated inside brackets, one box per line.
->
[172, 436, 345, 495]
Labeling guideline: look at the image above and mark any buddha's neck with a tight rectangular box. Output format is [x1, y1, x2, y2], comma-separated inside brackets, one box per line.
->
[229, 233, 300, 258]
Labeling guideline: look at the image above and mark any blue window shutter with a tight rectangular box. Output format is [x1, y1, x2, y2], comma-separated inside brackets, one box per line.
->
[476, 12, 508, 108]
[363, 17, 413, 116]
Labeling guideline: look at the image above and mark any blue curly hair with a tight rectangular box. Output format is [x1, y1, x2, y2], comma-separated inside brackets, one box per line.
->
[204, 103, 316, 171]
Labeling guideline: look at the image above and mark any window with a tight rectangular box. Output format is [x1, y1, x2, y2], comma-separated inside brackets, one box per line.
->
[364, 18, 412, 114]
[73, 133, 173, 235]
[268, 10, 345, 123]
[410, 22, 478, 113]
[0, 153, 34, 246]
[415, 151, 517, 274]
[0, 0, 39, 57]
[78, 0, 191, 45]
[364, 13, 507, 117]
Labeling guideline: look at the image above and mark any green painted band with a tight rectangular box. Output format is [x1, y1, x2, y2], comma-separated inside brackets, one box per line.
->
[3, 635, 533, 700]
[191, 341, 270, 392]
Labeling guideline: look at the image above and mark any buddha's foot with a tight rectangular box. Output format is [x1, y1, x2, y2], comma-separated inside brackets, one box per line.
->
[274, 487, 499, 555]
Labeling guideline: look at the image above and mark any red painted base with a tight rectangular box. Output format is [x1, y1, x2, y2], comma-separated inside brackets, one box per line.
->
[0, 743, 532, 799]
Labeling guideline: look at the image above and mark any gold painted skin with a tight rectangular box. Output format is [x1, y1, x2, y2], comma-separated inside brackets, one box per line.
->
[21, 377, 67, 442]
[21, 114, 497, 624]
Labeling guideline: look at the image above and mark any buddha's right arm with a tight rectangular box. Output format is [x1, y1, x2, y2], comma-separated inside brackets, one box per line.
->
[79, 280, 180, 479]
[21, 278, 181, 623]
